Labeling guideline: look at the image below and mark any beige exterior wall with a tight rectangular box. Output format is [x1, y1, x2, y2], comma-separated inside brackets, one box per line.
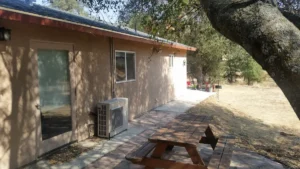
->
[0, 19, 187, 169]
[114, 39, 186, 120]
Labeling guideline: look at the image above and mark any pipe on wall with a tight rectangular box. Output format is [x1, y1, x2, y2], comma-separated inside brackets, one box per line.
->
[109, 37, 116, 98]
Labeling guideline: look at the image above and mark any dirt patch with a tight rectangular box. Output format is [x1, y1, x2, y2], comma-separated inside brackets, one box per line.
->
[188, 97, 300, 169]
[45, 137, 103, 165]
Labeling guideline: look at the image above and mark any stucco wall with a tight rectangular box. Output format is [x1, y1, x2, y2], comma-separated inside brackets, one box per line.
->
[114, 39, 186, 120]
[0, 19, 187, 169]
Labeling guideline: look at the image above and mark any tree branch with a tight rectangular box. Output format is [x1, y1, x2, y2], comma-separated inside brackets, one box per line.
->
[200, 0, 300, 119]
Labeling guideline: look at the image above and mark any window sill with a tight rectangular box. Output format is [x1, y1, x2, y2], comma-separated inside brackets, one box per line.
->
[116, 79, 136, 84]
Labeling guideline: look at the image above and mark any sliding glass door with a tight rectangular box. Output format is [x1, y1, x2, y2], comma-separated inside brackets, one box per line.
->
[36, 48, 74, 155]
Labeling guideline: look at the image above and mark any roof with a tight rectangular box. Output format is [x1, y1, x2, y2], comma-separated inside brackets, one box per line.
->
[0, 0, 196, 51]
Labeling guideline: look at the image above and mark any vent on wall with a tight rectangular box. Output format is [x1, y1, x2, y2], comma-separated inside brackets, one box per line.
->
[97, 98, 128, 139]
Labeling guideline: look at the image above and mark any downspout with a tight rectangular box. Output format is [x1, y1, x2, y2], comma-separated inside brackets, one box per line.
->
[110, 37, 116, 98]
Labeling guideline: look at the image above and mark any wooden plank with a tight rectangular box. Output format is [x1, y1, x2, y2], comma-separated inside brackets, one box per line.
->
[150, 115, 211, 147]
[185, 146, 205, 165]
[125, 142, 156, 163]
[207, 136, 236, 169]
[218, 152, 233, 169]
[187, 132, 205, 145]
[207, 153, 222, 169]
[186, 124, 207, 146]
[214, 142, 226, 153]
[151, 142, 168, 158]
[223, 144, 234, 154]
[135, 142, 156, 158]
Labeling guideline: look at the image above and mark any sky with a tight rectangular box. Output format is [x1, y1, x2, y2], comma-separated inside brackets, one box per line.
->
[34, 0, 120, 24]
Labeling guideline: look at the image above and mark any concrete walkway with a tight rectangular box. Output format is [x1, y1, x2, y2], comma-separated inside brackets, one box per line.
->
[155, 90, 215, 113]
[26, 91, 285, 169]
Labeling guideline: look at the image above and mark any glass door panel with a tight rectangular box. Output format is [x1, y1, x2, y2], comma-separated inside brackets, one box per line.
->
[37, 49, 72, 140]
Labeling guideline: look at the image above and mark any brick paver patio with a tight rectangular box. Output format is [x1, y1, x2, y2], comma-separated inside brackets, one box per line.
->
[26, 97, 285, 169]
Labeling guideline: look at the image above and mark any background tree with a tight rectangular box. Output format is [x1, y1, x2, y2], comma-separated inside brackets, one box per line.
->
[224, 52, 244, 83]
[183, 14, 226, 85]
[224, 43, 264, 84]
[119, 1, 255, 85]
[242, 57, 264, 85]
[49, 0, 89, 17]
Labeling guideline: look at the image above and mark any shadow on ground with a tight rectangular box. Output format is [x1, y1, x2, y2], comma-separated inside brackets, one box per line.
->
[188, 97, 300, 169]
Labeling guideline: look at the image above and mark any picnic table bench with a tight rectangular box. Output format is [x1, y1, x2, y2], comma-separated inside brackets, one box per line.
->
[126, 114, 235, 169]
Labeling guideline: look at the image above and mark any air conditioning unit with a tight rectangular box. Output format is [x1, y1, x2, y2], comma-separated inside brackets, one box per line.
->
[96, 98, 128, 139]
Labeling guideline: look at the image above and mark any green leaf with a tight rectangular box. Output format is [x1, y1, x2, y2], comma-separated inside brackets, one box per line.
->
[182, 0, 189, 5]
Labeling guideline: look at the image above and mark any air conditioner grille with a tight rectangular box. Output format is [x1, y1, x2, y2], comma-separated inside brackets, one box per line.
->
[98, 105, 107, 136]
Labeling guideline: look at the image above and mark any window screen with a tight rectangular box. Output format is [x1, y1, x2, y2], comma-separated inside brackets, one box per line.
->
[126, 53, 135, 80]
[115, 51, 136, 82]
[116, 52, 126, 82]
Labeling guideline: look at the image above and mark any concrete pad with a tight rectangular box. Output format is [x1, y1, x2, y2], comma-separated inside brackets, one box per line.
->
[155, 90, 214, 113]
[230, 148, 285, 169]
[154, 100, 195, 113]
[176, 89, 216, 104]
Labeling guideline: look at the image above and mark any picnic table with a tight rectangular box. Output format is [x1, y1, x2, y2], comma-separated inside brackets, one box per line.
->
[126, 114, 235, 169]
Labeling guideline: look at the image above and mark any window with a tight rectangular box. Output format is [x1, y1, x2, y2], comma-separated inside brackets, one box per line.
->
[169, 54, 174, 67]
[115, 51, 136, 82]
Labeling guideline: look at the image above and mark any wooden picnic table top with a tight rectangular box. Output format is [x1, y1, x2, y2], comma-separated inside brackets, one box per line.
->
[149, 114, 213, 147]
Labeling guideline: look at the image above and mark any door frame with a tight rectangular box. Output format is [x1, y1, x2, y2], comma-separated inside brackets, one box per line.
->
[30, 40, 77, 157]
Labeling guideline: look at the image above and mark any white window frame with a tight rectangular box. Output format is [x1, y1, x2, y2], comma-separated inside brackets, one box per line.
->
[115, 50, 136, 83]
[169, 54, 174, 68]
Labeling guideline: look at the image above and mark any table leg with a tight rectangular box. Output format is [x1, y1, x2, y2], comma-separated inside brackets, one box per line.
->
[151, 142, 168, 158]
[145, 143, 169, 169]
[185, 146, 205, 166]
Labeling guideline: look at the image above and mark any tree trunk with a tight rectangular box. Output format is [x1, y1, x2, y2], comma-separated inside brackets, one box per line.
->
[196, 66, 203, 89]
[248, 77, 251, 86]
[200, 0, 300, 119]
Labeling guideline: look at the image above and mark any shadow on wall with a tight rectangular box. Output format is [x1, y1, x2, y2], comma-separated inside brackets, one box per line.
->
[0, 44, 38, 169]
[0, 37, 112, 168]
[115, 45, 175, 120]
[73, 46, 111, 140]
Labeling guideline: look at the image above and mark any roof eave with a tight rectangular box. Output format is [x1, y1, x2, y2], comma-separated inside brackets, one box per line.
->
[0, 7, 197, 51]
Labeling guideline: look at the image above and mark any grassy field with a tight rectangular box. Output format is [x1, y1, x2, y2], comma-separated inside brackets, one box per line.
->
[188, 81, 300, 168]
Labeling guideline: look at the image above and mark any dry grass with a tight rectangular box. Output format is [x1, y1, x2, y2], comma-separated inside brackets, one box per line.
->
[219, 80, 300, 131]
[188, 97, 300, 168]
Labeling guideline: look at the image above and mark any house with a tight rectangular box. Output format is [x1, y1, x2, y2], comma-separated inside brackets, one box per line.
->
[0, 1, 196, 168]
